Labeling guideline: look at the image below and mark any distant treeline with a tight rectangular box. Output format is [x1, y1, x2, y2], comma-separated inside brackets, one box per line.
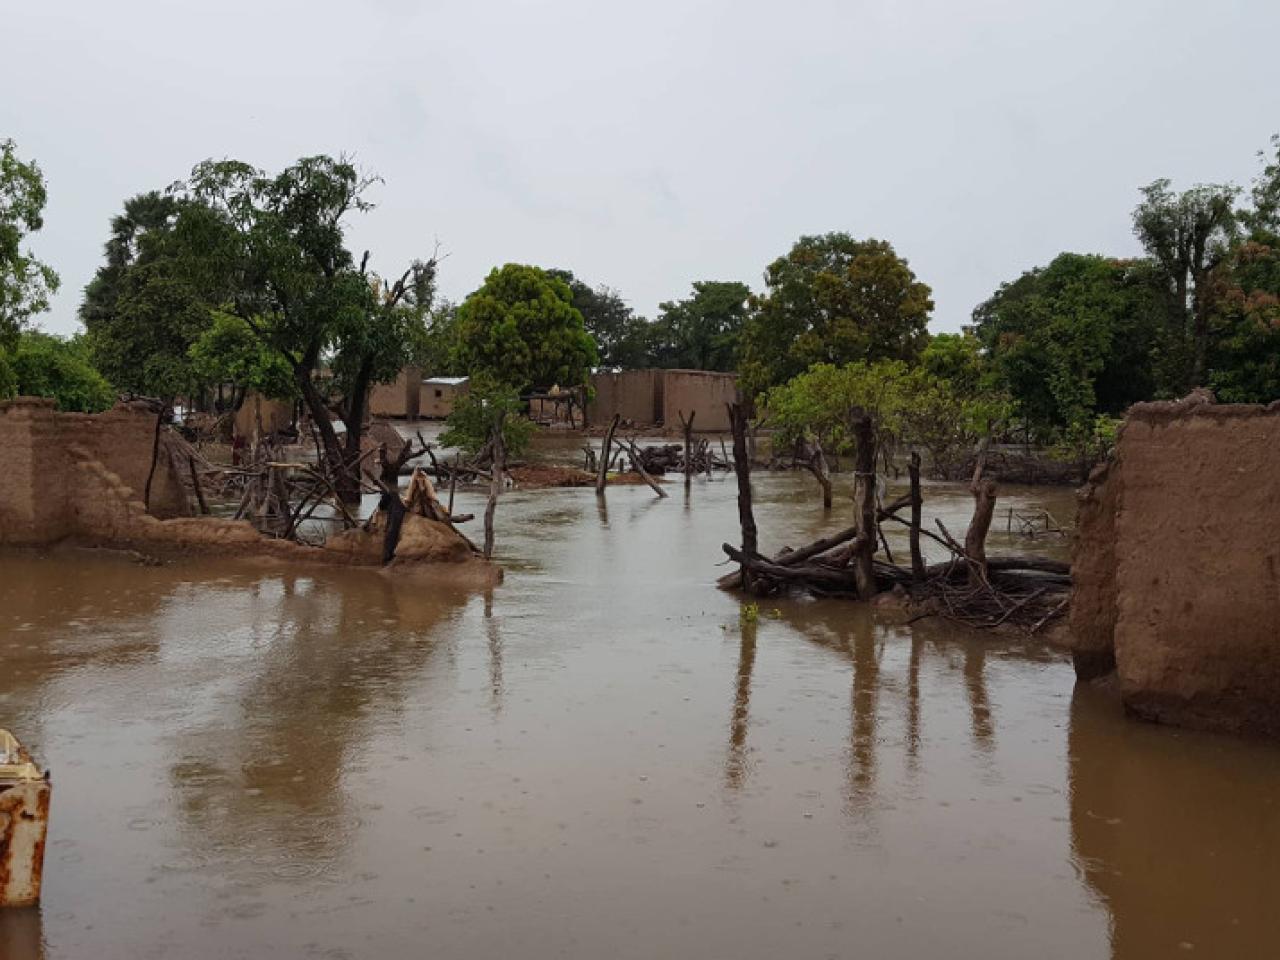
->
[2, 135, 1278, 459]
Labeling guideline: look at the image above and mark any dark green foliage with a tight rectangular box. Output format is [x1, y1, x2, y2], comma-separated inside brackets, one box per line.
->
[547, 270, 652, 369]
[0, 332, 114, 412]
[81, 191, 219, 399]
[1132, 179, 1239, 390]
[453, 264, 597, 391]
[650, 280, 749, 371]
[0, 140, 59, 341]
[972, 253, 1165, 437]
[739, 233, 932, 396]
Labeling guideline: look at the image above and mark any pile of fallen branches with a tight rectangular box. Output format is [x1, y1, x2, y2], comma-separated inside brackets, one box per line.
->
[718, 406, 1071, 635]
[618, 442, 731, 476]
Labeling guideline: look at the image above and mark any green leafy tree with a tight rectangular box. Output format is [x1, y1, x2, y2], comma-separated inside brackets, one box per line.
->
[547, 269, 651, 368]
[1202, 240, 1280, 402]
[409, 300, 463, 376]
[188, 312, 295, 411]
[80, 191, 215, 400]
[763, 359, 1008, 488]
[0, 140, 59, 342]
[0, 331, 114, 411]
[1132, 179, 1239, 389]
[453, 264, 597, 391]
[168, 156, 435, 500]
[739, 233, 932, 397]
[920, 332, 987, 396]
[439, 378, 535, 457]
[972, 253, 1164, 437]
[651, 280, 750, 371]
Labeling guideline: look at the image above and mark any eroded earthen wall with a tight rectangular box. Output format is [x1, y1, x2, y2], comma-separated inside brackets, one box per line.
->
[1070, 400, 1280, 737]
[0, 399, 190, 544]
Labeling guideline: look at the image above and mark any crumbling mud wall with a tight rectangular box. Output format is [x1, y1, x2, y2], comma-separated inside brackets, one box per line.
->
[0, 397, 498, 585]
[0, 398, 189, 544]
[233, 392, 294, 440]
[1070, 398, 1280, 737]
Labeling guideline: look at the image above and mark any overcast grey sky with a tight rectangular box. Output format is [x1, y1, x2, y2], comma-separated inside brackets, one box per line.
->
[5, 0, 1279, 337]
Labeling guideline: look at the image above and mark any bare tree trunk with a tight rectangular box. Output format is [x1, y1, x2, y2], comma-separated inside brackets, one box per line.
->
[806, 438, 832, 509]
[596, 413, 620, 496]
[728, 402, 758, 591]
[852, 413, 877, 599]
[483, 413, 506, 559]
[908, 450, 925, 581]
[680, 409, 696, 488]
[965, 437, 995, 587]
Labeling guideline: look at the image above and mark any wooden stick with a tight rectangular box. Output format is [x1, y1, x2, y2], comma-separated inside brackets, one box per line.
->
[728, 402, 757, 590]
[597, 413, 620, 496]
[851, 412, 877, 599]
[908, 451, 925, 581]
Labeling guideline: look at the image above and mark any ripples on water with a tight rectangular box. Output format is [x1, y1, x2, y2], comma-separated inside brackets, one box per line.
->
[1, 459, 1278, 959]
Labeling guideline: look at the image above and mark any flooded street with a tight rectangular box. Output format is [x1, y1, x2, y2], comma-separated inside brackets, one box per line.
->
[1, 468, 1278, 959]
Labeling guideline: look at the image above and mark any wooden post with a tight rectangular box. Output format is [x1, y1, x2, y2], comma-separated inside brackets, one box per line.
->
[187, 455, 209, 515]
[596, 413, 620, 496]
[908, 450, 925, 581]
[680, 409, 696, 487]
[851, 412, 877, 599]
[448, 452, 459, 515]
[728, 402, 758, 591]
[483, 413, 506, 559]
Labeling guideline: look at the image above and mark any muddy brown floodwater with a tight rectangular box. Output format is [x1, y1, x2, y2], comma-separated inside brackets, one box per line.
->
[1, 467, 1278, 959]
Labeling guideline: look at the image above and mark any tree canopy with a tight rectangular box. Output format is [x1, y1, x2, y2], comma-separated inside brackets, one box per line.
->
[1132, 179, 1239, 390]
[453, 264, 597, 392]
[0, 331, 114, 412]
[548, 269, 652, 369]
[0, 140, 59, 343]
[650, 280, 749, 372]
[972, 253, 1164, 437]
[738, 233, 932, 397]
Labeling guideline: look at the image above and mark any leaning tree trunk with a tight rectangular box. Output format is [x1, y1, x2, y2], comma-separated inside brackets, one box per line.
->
[964, 437, 996, 587]
[596, 413, 620, 496]
[296, 363, 358, 503]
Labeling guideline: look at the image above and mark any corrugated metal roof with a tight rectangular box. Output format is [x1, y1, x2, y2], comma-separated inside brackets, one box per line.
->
[423, 376, 469, 386]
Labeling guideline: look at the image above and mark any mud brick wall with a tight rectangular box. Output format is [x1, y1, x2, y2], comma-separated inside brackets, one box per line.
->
[368, 367, 421, 419]
[0, 398, 189, 545]
[659, 370, 737, 432]
[0, 399, 70, 544]
[587, 370, 659, 426]
[1070, 399, 1280, 737]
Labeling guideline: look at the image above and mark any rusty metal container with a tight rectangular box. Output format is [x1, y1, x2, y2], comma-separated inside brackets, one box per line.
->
[0, 730, 51, 908]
